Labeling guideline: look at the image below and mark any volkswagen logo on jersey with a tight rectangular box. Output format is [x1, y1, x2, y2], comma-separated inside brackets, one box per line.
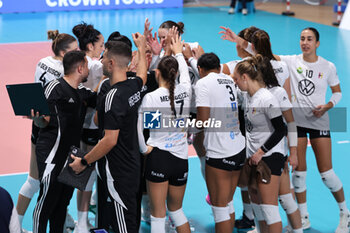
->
[246, 119, 253, 133]
[144, 110, 162, 129]
[298, 79, 315, 96]
[297, 67, 303, 74]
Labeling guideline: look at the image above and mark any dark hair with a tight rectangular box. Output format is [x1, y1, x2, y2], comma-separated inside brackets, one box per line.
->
[237, 26, 259, 42]
[235, 54, 279, 88]
[47, 30, 76, 57]
[250, 30, 276, 60]
[157, 56, 179, 117]
[302, 27, 320, 41]
[107, 31, 132, 49]
[63, 50, 86, 75]
[197, 53, 220, 71]
[104, 41, 132, 68]
[72, 22, 102, 51]
[159, 20, 184, 35]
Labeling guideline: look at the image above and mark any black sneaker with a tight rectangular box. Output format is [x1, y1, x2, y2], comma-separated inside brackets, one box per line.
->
[235, 212, 255, 229]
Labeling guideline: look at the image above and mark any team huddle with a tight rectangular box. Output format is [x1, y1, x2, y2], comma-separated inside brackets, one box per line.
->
[15, 18, 350, 233]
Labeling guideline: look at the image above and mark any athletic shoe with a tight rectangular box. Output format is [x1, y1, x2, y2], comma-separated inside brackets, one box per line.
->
[242, 8, 248, 15]
[246, 227, 258, 233]
[335, 211, 350, 233]
[65, 212, 76, 229]
[21, 229, 32, 233]
[235, 213, 255, 229]
[301, 214, 311, 230]
[283, 224, 293, 233]
[205, 194, 212, 205]
[228, 7, 235, 14]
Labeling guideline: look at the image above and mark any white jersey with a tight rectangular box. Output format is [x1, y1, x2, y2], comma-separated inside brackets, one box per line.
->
[280, 55, 340, 130]
[269, 86, 293, 155]
[195, 72, 245, 159]
[244, 88, 284, 158]
[223, 60, 240, 75]
[82, 56, 103, 130]
[139, 54, 191, 159]
[34, 56, 63, 86]
[270, 60, 290, 87]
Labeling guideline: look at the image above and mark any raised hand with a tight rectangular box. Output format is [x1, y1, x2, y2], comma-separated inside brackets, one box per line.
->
[182, 43, 193, 60]
[219, 26, 239, 43]
[147, 32, 161, 55]
[132, 32, 146, 50]
[170, 33, 184, 55]
[143, 18, 153, 38]
[192, 45, 205, 60]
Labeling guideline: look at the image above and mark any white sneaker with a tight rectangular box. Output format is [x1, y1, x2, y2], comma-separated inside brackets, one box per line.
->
[242, 8, 248, 15]
[283, 224, 293, 233]
[335, 211, 350, 233]
[21, 229, 32, 233]
[228, 7, 235, 14]
[247, 227, 258, 233]
[301, 214, 311, 230]
[65, 212, 76, 229]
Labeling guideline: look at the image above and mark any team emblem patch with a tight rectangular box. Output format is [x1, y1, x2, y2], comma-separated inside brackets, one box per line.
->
[298, 79, 315, 96]
[297, 67, 303, 74]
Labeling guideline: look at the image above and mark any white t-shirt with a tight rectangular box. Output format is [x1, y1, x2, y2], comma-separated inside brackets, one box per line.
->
[244, 88, 284, 158]
[280, 55, 340, 130]
[195, 72, 245, 159]
[83, 56, 103, 130]
[139, 54, 191, 159]
[34, 56, 63, 86]
[223, 60, 240, 75]
[270, 60, 290, 87]
[269, 86, 293, 155]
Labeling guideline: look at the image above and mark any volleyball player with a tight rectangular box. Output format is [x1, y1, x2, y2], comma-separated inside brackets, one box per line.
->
[32, 50, 96, 233]
[275, 28, 349, 233]
[72, 22, 105, 233]
[233, 55, 287, 233]
[194, 52, 246, 233]
[70, 33, 147, 233]
[137, 33, 191, 233]
[16, 30, 77, 233]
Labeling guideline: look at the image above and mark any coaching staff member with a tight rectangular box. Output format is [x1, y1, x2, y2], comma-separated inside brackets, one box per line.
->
[31, 51, 96, 233]
[70, 32, 147, 233]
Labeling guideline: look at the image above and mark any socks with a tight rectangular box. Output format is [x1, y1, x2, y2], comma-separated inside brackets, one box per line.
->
[338, 201, 349, 213]
[77, 211, 88, 231]
[18, 214, 24, 226]
[298, 203, 308, 217]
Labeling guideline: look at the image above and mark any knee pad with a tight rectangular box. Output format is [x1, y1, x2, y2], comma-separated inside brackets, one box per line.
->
[279, 193, 298, 214]
[227, 200, 235, 214]
[211, 205, 230, 223]
[150, 215, 166, 233]
[251, 203, 264, 221]
[260, 204, 281, 225]
[241, 186, 248, 191]
[168, 208, 188, 227]
[19, 176, 40, 198]
[292, 171, 307, 193]
[320, 169, 342, 192]
[84, 170, 96, 191]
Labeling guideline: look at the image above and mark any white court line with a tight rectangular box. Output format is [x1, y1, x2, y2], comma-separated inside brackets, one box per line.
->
[337, 140, 350, 144]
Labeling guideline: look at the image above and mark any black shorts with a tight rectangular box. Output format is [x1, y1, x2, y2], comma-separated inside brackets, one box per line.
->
[206, 147, 246, 171]
[81, 128, 99, 146]
[31, 122, 40, 145]
[297, 126, 330, 139]
[261, 153, 285, 176]
[145, 147, 188, 186]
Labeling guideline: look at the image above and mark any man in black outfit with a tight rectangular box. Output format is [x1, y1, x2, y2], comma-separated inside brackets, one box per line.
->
[32, 50, 96, 233]
[70, 33, 147, 233]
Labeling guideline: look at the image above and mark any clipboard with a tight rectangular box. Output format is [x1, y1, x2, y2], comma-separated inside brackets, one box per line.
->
[6, 83, 50, 116]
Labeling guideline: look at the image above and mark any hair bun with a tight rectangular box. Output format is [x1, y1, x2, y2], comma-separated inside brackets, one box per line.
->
[177, 22, 185, 32]
[47, 30, 59, 40]
[72, 22, 93, 39]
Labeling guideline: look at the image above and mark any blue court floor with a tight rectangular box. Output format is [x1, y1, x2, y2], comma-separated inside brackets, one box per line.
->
[0, 5, 350, 233]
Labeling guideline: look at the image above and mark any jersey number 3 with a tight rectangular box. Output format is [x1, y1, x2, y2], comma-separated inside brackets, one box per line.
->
[226, 85, 236, 101]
